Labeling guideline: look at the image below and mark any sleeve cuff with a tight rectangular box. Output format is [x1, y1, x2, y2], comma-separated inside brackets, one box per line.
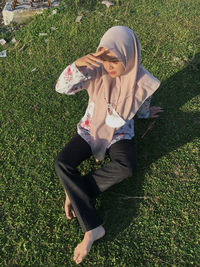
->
[144, 110, 150, 119]
[71, 62, 92, 80]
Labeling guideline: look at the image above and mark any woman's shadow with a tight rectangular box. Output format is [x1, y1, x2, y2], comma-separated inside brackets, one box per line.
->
[96, 52, 200, 239]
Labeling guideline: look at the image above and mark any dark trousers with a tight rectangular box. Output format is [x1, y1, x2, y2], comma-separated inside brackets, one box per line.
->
[54, 133, 136, 233]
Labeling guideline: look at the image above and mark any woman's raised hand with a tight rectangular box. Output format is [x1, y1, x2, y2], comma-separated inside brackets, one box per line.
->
[75, 48, 107, 70]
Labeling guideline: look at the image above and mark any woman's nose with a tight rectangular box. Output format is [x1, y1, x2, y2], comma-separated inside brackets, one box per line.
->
[108, 63, 113, 70]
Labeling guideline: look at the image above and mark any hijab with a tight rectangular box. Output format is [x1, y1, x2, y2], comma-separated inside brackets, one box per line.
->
[84, 26, 160, 160]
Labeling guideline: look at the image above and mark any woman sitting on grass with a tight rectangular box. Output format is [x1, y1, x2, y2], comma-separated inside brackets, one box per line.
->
[55, 26, 163, 264]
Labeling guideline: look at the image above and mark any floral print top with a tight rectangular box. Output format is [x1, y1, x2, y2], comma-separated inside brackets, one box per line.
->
[55, 62, 152, 148]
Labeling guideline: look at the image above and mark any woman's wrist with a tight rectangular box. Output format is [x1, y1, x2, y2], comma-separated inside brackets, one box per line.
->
[75, 60, 80, 68]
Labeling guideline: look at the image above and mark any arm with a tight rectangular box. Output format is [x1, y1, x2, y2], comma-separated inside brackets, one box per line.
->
[55, 62, 92, 95]
[136, 96, 164, 119]
[55, 49, 106, 95]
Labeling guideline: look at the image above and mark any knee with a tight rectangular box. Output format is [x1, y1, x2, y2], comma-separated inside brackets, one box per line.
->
[119, 159, 137, 178]
[126, 164, 137, 178]
[54, 154, 67, 173]
[54, 154, 75, 177]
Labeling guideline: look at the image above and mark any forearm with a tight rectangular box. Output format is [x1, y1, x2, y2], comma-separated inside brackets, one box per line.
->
[55, 62, 89, 95]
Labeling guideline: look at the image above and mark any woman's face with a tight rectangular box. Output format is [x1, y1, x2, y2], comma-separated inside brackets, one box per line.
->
[98, 47, 125, 78]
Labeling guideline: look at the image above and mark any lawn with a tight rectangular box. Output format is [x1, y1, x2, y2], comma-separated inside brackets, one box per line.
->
[0, 0, 200, 266]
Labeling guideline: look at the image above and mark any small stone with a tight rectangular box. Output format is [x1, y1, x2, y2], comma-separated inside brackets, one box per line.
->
[173, 57, 184, 65]
[52, 10, 57, 15]
[31, 68, 37, 72]
[11, 37, 17, 43]
[50, 27, 56, 31]
[0, 50, 7, 57]
[0, 39, 6, 45]
[39, 33, 48, 36]
[102, 1, 114, 8]
[75, 16, 82, 23]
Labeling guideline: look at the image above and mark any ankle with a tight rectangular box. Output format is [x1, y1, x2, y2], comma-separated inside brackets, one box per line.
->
[84, 225, 105, 241]
[84, 230, 94, 241]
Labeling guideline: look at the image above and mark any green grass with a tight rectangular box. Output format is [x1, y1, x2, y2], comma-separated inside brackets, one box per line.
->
[0, 0, 200, 265]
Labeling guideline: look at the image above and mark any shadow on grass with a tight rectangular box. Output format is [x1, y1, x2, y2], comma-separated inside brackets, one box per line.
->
[95, 52, 200, 240]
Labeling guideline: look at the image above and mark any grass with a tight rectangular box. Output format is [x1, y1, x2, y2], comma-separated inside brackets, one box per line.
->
[0, 0, 200, 265]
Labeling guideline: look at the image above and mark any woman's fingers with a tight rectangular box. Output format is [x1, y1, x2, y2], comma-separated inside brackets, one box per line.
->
[93, 48, 108, 57]
[84, 60, 99, 70]
[76, 52, 105, 69]
[151, 106, 163, 110]
[151, 106, 164, 113]
[75, 48, 107, 69]
[76, 59, 96, 70]
[88, 54, 104, 64]
[85, 63, 94, 70]
[83, 54, 105, 69]
[149, 106, 164, 118]
[87, 56, 103, 66]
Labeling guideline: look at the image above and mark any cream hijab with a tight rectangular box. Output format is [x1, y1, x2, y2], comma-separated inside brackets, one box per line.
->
[84, 26, 160, 160]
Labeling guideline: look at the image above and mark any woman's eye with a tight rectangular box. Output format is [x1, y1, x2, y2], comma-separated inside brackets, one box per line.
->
[101, 55, 119, 62]
[110, 59, 119, 63]
[110, 60, 119, 64]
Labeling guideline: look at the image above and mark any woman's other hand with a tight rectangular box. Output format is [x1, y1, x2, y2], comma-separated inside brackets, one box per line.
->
[149, 106, 164, 118]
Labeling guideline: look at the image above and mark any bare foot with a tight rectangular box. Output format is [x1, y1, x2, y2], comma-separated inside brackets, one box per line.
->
[64, 191, 76, 219]
[73, 225, 105, 264]
[65, 199, 76, 219]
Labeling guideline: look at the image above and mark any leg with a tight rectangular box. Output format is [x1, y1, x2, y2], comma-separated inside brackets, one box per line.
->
[55, 133, 91, 220]
[55, 134, 105, 264]
[73, 225, 105, 264]
[72, 139, 136, 263]
[55, 133, 102, 232]
[86, 139, 137, 194]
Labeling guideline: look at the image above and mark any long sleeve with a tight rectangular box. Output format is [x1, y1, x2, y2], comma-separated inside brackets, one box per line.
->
[136, 96, 152, 119]
[55, 62, 94, 95]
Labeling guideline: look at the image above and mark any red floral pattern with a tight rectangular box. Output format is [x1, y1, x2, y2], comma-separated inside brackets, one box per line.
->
[56, 62, 151, 151]
[67, 66, 72, 76]
[64, 65, 73, 82]
[78, 100, 94, 131]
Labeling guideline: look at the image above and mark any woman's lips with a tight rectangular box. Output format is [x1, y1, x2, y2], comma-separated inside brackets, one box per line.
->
[109, 71, 116, 75]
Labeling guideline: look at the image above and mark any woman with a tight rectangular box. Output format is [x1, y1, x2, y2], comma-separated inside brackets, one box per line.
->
[55, 26, 163, 264]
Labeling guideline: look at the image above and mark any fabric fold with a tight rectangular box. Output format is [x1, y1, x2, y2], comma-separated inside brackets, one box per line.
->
[85, 26, 160, 160]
